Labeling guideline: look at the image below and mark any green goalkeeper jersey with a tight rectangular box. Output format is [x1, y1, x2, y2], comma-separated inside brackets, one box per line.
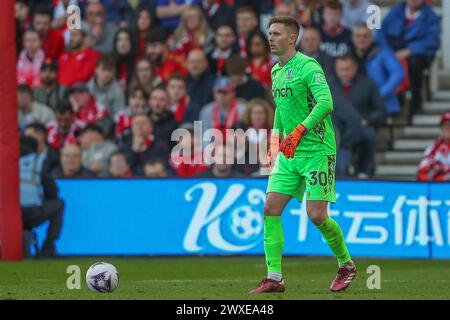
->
[271, 51, 336, 157]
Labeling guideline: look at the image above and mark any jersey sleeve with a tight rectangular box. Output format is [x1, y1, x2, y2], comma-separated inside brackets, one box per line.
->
[301, 60, 333, 131]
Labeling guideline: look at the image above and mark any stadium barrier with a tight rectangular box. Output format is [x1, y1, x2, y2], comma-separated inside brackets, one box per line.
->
[35, 179, 450, 258]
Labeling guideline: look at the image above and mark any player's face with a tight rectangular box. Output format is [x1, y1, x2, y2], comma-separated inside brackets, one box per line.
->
[268, 23, 295, 56]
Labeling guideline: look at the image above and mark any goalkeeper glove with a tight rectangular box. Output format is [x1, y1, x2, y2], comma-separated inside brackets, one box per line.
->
[280, 124, 308, 158]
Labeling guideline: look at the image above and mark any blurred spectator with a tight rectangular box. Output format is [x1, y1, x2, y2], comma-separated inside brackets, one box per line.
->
[144, 158, 170, 178]
[376, 0, 440, 116]
[88, 55, 126, 117]
[236, 6, 259, 57]
[196, 143, 245, 178]
[16, 0, 31, 55]
[225, 55, 266, 101]
[329, 55, 385, 177]
[18, 84, 55, 131]
[238, 98, 274, 176]
[17, 29, 45, 89]
[68, 83, 111, 134]
[319, 0, 352, 58]
[102, 0, 151, 27]
[340, 0, 374, 30]
[245, 30, 272, 87]
[78, 124, 118, 177]
[119, 114, 169, 176]
[32, 8, 65, 60]
[24, 122, 60, 174]
[148, 87, 179, 148]
[114, 86, 150, 142]
[169, 122, 208, 177]
[167, 6, 215, 57]
[113, 28, 137, 90]
[167, 74, 201, 123]
[201, 0, 236, 31]
[145, 28, 188, 83]
[155, 0, 201, 33]
[292, 0, 324, 28]
[20, 136, 64, 258]
[58, 29, 101, 86]
[34, 59, 67, 112]
[351, 24, 404, 115]
[207, 24, 239, 77]
[108, 151, 133, 178]
[85, 2, 118, 54]
[199, 76, 246, 133]
[46, 103, 85, 150]
[417, 112, 450, 181]
[300, 27, 334, 77]
[130, 57, 163, 97]
[52, 144, 96, 178]
[133, 7, 165, 59]
[274, 2, 296, 18]
[187, 48, 216, 108]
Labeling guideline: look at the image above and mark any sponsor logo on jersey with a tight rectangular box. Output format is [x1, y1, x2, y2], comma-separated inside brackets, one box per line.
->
[272, 86, 293, 98]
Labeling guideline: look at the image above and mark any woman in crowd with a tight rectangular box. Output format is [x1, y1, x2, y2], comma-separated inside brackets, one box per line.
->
[129, 57, 163, 98]
[246, 30, 273, 88]
[113, 28, 137, 91]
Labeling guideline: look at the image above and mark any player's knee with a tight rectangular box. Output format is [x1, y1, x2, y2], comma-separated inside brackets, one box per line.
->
[264, 202, 282, 216]
[308, 211, 327, 226]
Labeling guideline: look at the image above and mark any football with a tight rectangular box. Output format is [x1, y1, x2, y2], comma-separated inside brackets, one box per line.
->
[86, 262, 120, 293]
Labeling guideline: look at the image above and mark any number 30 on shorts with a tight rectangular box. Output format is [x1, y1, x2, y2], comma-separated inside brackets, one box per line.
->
[309, 171, 328, 186]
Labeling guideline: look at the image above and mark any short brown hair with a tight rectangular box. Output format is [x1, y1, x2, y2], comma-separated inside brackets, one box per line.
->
[324, 0, 342, 11]
[236, 6, 257, 18]
[96, 54, 116, 70]
[268, 16, 300, 37]
[168, 73, 187, 86]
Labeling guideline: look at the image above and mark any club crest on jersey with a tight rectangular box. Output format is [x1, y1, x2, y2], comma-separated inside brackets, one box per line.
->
[287, 69, 293, 80]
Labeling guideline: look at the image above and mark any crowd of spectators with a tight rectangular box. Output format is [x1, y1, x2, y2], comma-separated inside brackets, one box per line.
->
[16, 0, 443, 181]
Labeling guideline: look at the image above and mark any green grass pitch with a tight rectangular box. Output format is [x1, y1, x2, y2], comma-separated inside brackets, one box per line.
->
[1, 256, 450, 300]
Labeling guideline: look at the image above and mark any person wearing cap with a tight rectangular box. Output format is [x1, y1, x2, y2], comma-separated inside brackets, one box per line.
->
[58, 29, 101, 86]
[417, 112, 450, 182]
[68, 82, 112, 135]
[34, 58, 67, 112]
[78, 124, 118, 177]
[17, 29, 45, 89]
[145, 28, 188, 84]
[199, 76, 246, 134]
[18, 84, 55, 132]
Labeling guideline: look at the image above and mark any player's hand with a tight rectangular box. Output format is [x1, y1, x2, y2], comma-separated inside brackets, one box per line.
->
[267, 133, 281, 170]
[280, 124, 308, 158]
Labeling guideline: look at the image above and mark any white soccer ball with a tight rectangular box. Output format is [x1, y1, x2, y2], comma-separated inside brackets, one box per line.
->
[86, 262, 119, 293]
[230, 206, 263, 240]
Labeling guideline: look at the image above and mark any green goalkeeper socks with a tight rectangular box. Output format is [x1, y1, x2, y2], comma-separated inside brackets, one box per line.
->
[317, 216, 351, 266]
[264, 216, 284, 276]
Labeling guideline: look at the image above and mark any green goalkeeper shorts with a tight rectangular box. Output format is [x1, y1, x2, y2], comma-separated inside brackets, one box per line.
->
[266, 153, 337, 203]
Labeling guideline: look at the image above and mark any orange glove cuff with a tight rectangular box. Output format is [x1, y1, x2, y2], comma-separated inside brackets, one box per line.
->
[291, 124, 308, 140]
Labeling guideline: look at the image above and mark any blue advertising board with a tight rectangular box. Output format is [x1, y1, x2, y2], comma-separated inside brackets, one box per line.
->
[35, 179, 450, 258]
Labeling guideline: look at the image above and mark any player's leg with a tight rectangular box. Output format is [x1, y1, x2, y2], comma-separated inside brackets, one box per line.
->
[250, 192, 291, 294]
[302, 155, 356, 292]
[250, 155, 304, 294]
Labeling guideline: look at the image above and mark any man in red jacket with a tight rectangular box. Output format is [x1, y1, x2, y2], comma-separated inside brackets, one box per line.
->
[32, 8, 65, 60]
[58, 29, 100, 86]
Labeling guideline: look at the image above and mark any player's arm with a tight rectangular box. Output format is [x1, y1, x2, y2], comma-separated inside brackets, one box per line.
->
[268, 107, 283, 167]
[280, 61, 332, 158]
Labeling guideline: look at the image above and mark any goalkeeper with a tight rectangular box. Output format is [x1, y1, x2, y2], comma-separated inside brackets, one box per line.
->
[250, 16, 356, 294]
